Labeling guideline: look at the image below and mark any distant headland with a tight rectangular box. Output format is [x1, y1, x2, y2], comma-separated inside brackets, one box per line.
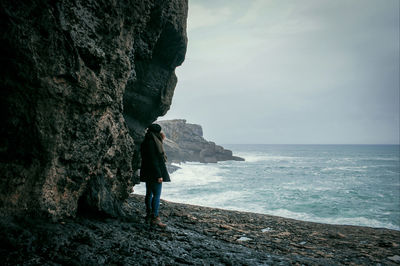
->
[158, 119, 244, 164]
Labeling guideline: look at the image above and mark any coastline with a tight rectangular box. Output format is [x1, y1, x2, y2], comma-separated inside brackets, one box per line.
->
[1, 194, 399, 265]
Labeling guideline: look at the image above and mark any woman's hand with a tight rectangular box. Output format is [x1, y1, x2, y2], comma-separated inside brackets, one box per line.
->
[157, 177, 163, 183]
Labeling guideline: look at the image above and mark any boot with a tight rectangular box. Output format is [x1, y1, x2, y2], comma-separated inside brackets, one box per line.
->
[144, 213, 152, 224]
[151, 216, 167, 228]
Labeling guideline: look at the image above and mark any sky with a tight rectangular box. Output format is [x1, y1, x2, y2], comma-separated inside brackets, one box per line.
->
[161, 0, 399, 144]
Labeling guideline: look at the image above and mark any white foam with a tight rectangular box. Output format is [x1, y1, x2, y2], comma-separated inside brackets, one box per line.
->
[169, 162, 226, 186]
[369, 157, 399, 161]
[235, 152, 297, 163]
[163, 190, 245, 209]
[133, 162, 226, 196]
[266, 209, 400, 230]
[280, 184, 332, 192]
[321, 166, 369, 172]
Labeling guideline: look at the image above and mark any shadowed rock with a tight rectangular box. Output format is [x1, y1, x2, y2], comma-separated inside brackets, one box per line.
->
[0, 0, 188, 219]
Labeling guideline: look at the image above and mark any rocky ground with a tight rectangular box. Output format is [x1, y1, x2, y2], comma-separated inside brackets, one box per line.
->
[1, 194, 399, 265]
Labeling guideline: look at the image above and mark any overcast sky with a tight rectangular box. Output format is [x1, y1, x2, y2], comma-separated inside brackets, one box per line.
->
[161, 0, 399, 144]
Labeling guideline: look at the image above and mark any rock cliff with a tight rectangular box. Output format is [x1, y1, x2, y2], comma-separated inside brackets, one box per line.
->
[157, 120, 244, 163]
[0, 0, 187, 219]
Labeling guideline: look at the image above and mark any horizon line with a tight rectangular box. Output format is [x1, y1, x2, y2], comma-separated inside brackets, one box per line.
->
[221, 143, 400, 146]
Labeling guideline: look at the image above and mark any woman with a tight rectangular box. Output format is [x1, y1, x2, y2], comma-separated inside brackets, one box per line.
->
[140, 123, 170, 228]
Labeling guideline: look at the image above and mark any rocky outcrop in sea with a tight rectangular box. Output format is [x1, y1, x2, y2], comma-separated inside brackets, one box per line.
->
[0, 0, 188, 219]
[158, 119, 244, 163]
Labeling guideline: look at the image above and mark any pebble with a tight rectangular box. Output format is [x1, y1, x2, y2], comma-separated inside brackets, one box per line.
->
[261, 227, 272, 232]
[237, 236, 252, 241]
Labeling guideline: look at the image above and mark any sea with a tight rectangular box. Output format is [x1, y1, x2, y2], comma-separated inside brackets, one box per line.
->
[133, 144, 400, 230]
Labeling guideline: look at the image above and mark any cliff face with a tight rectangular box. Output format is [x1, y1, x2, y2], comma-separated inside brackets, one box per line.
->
[0, 0, 187, 218]
[158, 120, 244, 163]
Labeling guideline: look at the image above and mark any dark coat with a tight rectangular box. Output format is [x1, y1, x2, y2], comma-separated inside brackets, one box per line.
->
[140, 132, 170, 183]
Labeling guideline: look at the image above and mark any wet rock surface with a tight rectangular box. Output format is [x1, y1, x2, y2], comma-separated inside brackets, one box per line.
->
[2, 194, 399, 265]
[158, 119, 244, 164]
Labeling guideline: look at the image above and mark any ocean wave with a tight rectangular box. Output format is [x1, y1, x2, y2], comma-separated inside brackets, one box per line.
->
[235, 152, 297, 163]
[365, 157, 400, 161]
[133, 162, 226, 195]
[170, 162, 227, 185]
[164, 190, 246, 209]
[321, 166, 369, 172]
[266, 209, 400, 230]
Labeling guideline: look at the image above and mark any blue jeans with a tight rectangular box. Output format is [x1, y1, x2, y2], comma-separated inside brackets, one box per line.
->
[145, 181, 162, 217]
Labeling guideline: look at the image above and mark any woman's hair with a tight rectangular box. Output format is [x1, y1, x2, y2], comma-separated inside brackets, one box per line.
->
[148, 123, 162, 133]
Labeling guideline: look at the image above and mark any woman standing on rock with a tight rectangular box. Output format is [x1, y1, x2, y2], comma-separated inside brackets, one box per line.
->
[140, 123, 170, 228]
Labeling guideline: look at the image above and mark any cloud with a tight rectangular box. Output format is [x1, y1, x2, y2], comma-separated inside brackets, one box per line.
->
[166, 0, 400, 144]
[187, 3, 233, 31]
